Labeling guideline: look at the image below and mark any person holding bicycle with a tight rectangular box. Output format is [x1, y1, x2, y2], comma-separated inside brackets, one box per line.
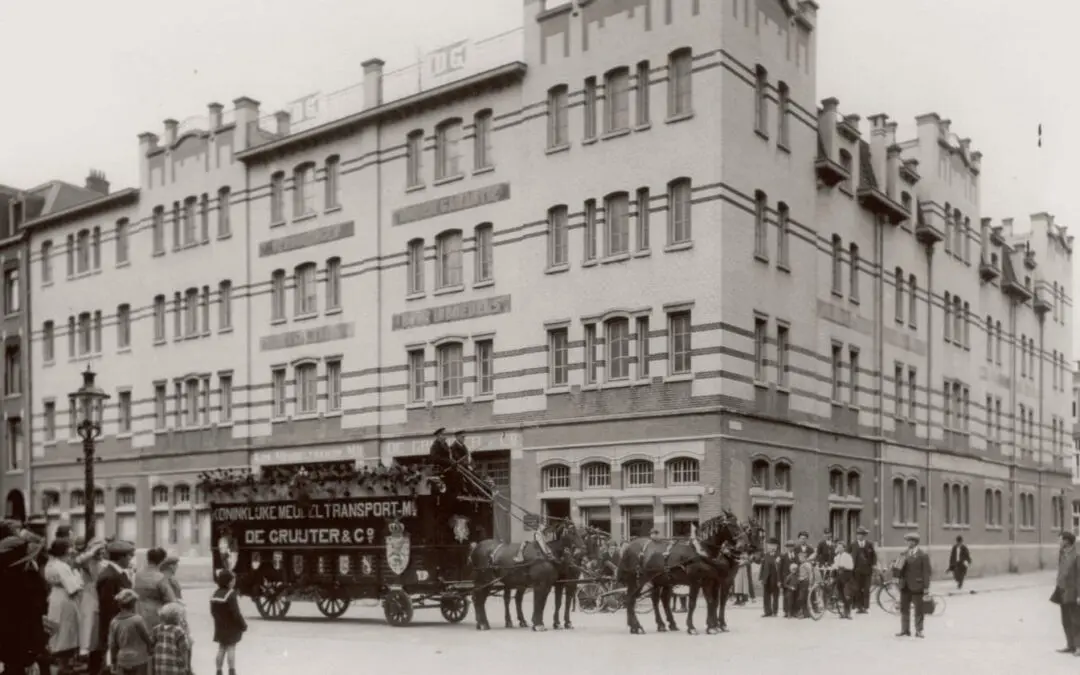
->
[832, 542, 854, 619]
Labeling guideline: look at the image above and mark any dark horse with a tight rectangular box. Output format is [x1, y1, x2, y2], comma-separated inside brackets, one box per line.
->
[617, 512, 757, 635]
[469, 521, 585, 631]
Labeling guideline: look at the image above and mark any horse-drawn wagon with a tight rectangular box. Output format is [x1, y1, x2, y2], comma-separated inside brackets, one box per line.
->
[199, 458, 494, 627]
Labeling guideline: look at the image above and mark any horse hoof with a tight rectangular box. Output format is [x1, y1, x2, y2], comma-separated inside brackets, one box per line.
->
[706, 627, 718, 635]
[720, 626, 729, 633]
[630, 626, 646, 635]
[564, 622, 573, 630]
[532, 625, 547, 632]
[656, 625, 667, 633]
[477, 623, 491, 631]
[505, 622, 514, 629]
[687, 628, 698, 636]
[668, 624, 679, 632]
[553, 624, 562, 631]
[519, 621, 529, 629]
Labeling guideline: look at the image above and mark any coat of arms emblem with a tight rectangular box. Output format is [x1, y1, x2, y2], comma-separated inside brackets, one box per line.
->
[385, 519, 411, 576]
[360, 555, 373, 576]
[450, 515, 470, 543]
[272, 551, 284, 570]
[338, 554, 351, 576]
[292, 554, 304, 576]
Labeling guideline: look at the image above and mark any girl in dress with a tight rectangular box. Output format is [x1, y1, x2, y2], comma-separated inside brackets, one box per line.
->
[210, 570, 247, 675]
[43, 538, 84, 673]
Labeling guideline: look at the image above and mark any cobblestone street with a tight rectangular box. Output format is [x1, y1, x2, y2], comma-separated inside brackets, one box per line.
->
[177, 571, 1060, 674]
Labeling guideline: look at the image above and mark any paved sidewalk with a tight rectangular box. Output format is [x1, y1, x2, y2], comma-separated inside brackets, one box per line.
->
[937, 569, 1054, 597]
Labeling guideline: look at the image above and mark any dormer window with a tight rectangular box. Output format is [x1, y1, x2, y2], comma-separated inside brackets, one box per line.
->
[838, 150, 853, 190]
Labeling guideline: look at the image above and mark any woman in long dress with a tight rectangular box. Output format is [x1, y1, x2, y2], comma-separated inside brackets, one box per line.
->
[43, 538, 84, 672]
[732, 552, 751, 605]
[73, 537, 106, 673]
[133, 547, 177, 631]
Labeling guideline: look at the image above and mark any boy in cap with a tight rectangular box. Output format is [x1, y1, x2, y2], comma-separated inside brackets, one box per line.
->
[780, 540, 799, 617]
[108, 588, 152, 674]
[895, 531, 931, 638]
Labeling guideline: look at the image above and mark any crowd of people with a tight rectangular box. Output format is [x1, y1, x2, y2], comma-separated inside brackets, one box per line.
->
[0, 515, 246, 675]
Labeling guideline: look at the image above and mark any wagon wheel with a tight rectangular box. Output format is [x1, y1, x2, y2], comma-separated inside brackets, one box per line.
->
[439, 594, 470, 623]
[253, 579, 292, 620]
[576, 583, 603, 614]
[383, 589, 414, 627]
[315, 590, 351, 619]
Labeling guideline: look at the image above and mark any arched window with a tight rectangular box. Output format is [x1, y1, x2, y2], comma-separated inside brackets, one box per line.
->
[829, 468, 845, 495]
[667, 178, 692, 244]
[406, 129, 424, 188]
[116, 486, 136, 508]
[667, 48, 693, 117]
[774, 462, 792, 491]
[435, 230, 463, 288]
[151, 485, 169, 507]
[943, 202, 953, 253]
[436, 341, 464, 399]
[666, 458, 699, 485]
[42, 490, 60, 512]
[962, 301, 970, 347]
[294, 262, 317, 316]
[943, 292, 952, 341]
[294, 361, 318, 413]
[473, 223, 493, 283]
[472, 110, 493, 170]
[547, 86, 569, 148]
[324, 156, 340, 209]
[292, 163, 316, 217]
[269, 171, 285, 223]
[270, 269, 286, 321]
[848, 243, 860, 300]
[605, 317, 631, 380]
[75, 229, 90, 274]
[961, 485, 970, 526]
[892, 478, 905, 524]
[117, 304, 131, 349]
[406, 238, 425, 294]
[908, 274, 917, 326]
[830, 235, 842, 293]
[582, 462, 611, 488]
[542, 463, 571, 490]
[953, 296, 963, 343]
[70, 490, 85, 509]
[894, 268, 904, 323]
[623, 460, 654, 487]
[846, 471, 860, 498]
[435, 118, 463, 180]
[943, 483, 952, 524]
[547, 205, 569, 267]
[906, 479, 919, 524]
[751, 458, 770, 488]
[604, 192, 630, 256]
[984, 488, 995, 526]
[604, 66, 631, 132]
[40, 240, 53, 283]
[901, 191, 912, 215]
[838, 149, 853, 189]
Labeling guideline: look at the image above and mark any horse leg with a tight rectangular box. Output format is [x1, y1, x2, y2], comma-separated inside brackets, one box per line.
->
[704, 578, 719, 634]
[473, 584, 491, 631]
[685, 580, 699, 635]
[661, 584, 679, 632]
[717, 576, 730, 632]
[502, 587, 514, 628]
[563, 581, 575, 629]
[531, 580, 551, 632]
[552, 583, 563, 630]
[651, 583, 666, 632]
[625, 578, 645, 634]
[515, 588, 528, 627]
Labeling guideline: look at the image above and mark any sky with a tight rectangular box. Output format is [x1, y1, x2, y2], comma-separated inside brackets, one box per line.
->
[1, 1, 1076, 296]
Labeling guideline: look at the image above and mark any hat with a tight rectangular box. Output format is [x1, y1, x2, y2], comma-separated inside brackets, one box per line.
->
[55, 525, 72, 539]
[767, 537, 779, 545]
[106, 540, 135, 556]
[904, 532, 921, 542]
[784, 540, 795, 548]
[162, 554, 180, 568]
[797, 530, 808, 538]
[856, 526, 869, 535]
[114, 588, 138, 605]
[454, 429, 466, 436]
[434, 428, 447, 436]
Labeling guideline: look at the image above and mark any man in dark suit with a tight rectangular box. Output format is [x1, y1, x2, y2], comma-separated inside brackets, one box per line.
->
[1052, 530, 1080, 654]
[758, 537, 783, 617]
[429, 428, 452, 466]
[896, 531, 931, 638]
[450, 430, 472, 466]
[97, 539, 135, 659]
[948, 535, 972, 590]
[850, 525, 876, 613]
[779, 540, 799, 618]
[815, 528, 836, 566]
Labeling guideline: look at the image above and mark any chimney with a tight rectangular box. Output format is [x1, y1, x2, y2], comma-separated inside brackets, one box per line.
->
[971, 150, 983, 173]
[885, 121, 898, 148]
[885, 145, 901, 201]
[980, 217, 992, 252]
[137, 132, 159, 188]
[958, 138, 971, 157]
[914, 112, 941, 147]
[232, 96, 262, 151]
[208, 102, 224, 130]
[866, 114, 888, 192]
[163, 119, 179, 147]
[938, 118, 951, 142]
[818, 97, 839, 161]
[274, 110, 291, 136]
[1002, 217, 1014, 236]
[362, 58, 385, 109]
[138, 132, 159, 155]
[85, 169, 110, 196]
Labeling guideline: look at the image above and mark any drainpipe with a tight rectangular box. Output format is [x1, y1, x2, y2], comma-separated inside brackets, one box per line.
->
[1008, 298, 1018, 573]
[874, 215, 885, 548]
[924, 244, 934, 553]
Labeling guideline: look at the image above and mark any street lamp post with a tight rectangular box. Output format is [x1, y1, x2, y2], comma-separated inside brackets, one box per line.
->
[71, 366, 109, 540]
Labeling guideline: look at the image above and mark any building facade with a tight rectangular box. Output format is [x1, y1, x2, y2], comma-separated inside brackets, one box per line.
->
[22, 0, 1073, 576]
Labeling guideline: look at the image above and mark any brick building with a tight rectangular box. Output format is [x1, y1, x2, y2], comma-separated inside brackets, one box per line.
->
[21, 0, 1073, 577]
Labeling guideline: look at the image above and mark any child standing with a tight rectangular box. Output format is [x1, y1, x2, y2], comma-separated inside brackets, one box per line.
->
[210, 570, 247, 675]
[796, 551, 813, 618]
[108, 588, 154, 675]
[149, 603, 191, 675]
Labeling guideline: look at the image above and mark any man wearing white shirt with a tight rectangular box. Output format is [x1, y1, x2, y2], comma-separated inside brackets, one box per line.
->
[833, 541, 854, 619]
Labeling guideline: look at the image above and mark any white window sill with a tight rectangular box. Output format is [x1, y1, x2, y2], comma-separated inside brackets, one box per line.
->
[293, 212, 318, 225]
[545, 264, 570, 275]
[217, 232, 233, 241]
[665, 241, 692, 253]
[323, 410, 343, 419]
[117, 432, 133, 441]
[406, 291, 426, 301]
[434, 174, 465, 187]
[294, 312, 319, 323]
[664, 373, 693, 383]
[117, 347, 132, 355]
[600, 253, 631, 265]
[406, 183, 425, 194]
[665, 112, 694, 125]
[270, 318, 288, 326]
[545, 143, 571, 156]
[601, 128, 631, 141]
[405, 401, 427, 410]
[324, 205, 343, 216]
[473, 166, 495, 176]
[472, 394, 495, 403]
[434, 284, 465, 297]
[433, 398, 464, 407]
[473, 279, 495, 289]
[293, 412, 319, 421]
[325, 307, 343, 316]
[633, 249, 651, 259]
[545, 386, 570, 396]
[219, 327, 234, 335]
[116, 260, 131, 269]
[270, 220, 287, 229]
[581, 259, 598, 268]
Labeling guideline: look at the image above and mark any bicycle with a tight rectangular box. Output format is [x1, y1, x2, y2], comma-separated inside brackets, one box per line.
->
[807, 566, 845, 620]
[874, 567, 902, 615]
[576, 575, 653, 615]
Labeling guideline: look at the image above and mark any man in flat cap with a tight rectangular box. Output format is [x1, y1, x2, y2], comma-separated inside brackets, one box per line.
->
[758, 537, 783, 617]
[96, 539, 135, 654]
[429, 428, 452, 467]
[815, 528, 836, 567]
[450, 430, 472, 467]
[850, 525, 876, 613]
[895, 531, 931, 638]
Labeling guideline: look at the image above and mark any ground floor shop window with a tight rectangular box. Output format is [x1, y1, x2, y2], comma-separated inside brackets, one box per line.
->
[666, 504, 698, 537]
[542, 498, 571, 522]
[621, 505, 654, 539]
[580, 506, 611, 534]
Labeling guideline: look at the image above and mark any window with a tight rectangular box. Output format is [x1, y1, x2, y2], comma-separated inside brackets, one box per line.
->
[199, 194, 210, 242]
[547, 86, 569, 148]
[995, 320, 1002, 364]
[324, 157, 340, 209]
[77, 312, 91, 356]
[294, 263, 317, 316]
[839, 150, 853, 190]
[604, 67, 630, 132]
[91, 227, 101, 270]
[406, 130, 424, 188]
[68, 396, 76, 436]
[668, 179, 692, 244]
[668, 49, 692, 118]
[830, 235, 842, 293]
[43, 321, 54, 362]
[436, 342, 464, 399]
[115, 219, 129, 264]
[635, 188, 650, 251]
[754, 65, 768, 134]
[849, 243, 860, 301]
[755, 191, 768, 258]
[182, 197, 197, 246]
[906, 274, 918, 327]
[6, 418, 21, 471]
[849, 347, 860, 406]
[847, 471, 861, 498]
[584, 77, 598, 139]
[44, 401, 56, 441]
[474, 224, 494, 283]
[635, 61, 651, 126]
[777, 81, 790, 146]
[293, 164, 316, 217]
[219, 374, 233, 422]
[184, 378, 199, 426]
[752, 459, 770, 488]
[154, 384, 166, 429]
[41, 240, 53, 283]
[2, 268, 17, 315]
[295, 363, 317, 413]
[475, 340, 494, 395]
[583, 462, 611, 488]
[66, 235, 74, 276]
[584, 323, 598, 384]
[894, 268, 904, 323]
[605, 192, 630, 256]
[776, 203, 789, 267]
[271, 368, 286, 417]
[75, 230, 90, 274]
[829, 469, 845, 495]
[200, 286, 211, 335]
[184, 288, 198, 337]
[67, 316, 75, 357]
[117, 304, 131, 349]
[543, 464, 571, 490]
[668, 310, 692, 374]
[636, 316, 650, 379]
[962, 301, 970, 348]
[3, 346, 18, 396]
[893, 363, 904, 416]
[325, 258, 341, 310]
[215, 280, 232, 331]
[548, 328, 569, 387]
[831, 343, 842, 400]
[153, 295, 166, 342]
[217, 187, 231, 237]
[584, 199, 598, 261]
[473, 111, 493, 170]
[270, 270, 286, 321]
[435, 230, 463, 288]
[753, 316, 767, 382]
[407, 349, 425, 402]
[435, 119, 463, 180]
[270, 172, 285, 223]
[625, 460, 654, 487]
[152, 207, 165, 254]
[117, 391, 132, 433]
[606, 318, 631, 380]
[667, 458, 699, 485]
[547, 206, 568, 267]
[776, 324, 790, 387]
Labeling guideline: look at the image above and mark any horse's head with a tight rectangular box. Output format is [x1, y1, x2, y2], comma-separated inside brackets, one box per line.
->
[698, 510, 754, 559]
[542, 520, 588, 557]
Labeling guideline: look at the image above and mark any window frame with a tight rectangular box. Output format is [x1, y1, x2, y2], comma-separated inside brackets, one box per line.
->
[547, 86, 569, 148]
[667, 49, 693, 118]
[435, 230, 464, 289]
[436, 341, 465, 399]
[434, 118, 463, 181]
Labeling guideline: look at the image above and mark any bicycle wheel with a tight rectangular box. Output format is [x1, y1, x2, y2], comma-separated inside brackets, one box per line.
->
[807, 584, 825, 621]
[576, 583, 603, 614]
[825, 585, 842, 615]
[876, 581, 901, 615]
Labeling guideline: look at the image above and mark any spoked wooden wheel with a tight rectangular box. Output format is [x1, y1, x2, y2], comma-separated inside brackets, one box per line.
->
[439, 594, 470, 623]
[383, 589, 414, 627]
[315, 591, 351, 619]
[253, 579, 292, 620]
[576, 583, 603, 614]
